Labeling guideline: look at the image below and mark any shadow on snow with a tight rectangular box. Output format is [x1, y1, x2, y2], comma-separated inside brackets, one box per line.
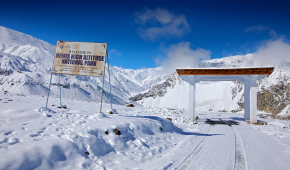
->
[118, 115, 223, 137]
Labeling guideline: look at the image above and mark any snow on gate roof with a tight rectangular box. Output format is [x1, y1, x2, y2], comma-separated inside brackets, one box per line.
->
[176, 67, 274, 75]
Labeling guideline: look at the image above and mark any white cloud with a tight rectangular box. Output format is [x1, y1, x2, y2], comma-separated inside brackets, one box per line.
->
[134, 8, 190, 41]
[254, 38, 290, 70]
[160, 42, 211, 74]
[109, 49, 122, 58]
[269, 30, 278, 38]
[245, 25, 278, 38]
[244, 25, 269, 32]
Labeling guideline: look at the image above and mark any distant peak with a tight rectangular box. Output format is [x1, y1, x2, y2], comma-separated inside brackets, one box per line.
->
[0, 25, 55, 54]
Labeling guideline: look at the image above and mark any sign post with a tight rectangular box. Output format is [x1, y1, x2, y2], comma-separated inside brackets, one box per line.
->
[46, 41, 110, 112]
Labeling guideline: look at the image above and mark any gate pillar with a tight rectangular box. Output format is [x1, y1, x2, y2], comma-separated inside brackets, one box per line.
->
[188, 75, 196, 120]
[244, 75, 258, 123]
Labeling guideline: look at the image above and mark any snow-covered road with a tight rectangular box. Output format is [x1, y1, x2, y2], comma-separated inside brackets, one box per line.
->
[173, 116, 290, 170]
[175, 119, 247, 170]
[235, 121, 290, 170]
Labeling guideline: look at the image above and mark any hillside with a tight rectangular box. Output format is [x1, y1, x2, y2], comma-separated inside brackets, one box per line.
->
[1, 26, 290, 115]
[0, 26, 168, 105]
[131, 55, 290, 115]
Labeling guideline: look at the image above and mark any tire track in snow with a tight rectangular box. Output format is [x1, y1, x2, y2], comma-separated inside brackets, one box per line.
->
[204, 118, 247, 170]
[176, 125, 215, 170]
[231, 126, 247, 170]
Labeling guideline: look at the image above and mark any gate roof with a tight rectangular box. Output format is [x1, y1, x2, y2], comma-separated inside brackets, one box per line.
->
[176, 67, 274, 76]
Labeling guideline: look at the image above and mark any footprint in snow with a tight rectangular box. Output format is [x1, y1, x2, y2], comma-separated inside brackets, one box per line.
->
[4, 131, 13, 136]
[0, 138, 9, 144]
[30, 134, 39, 137]
[0, 138, 19, 145]
[8, 138, 20, 145]
[31, 127, 47, 136]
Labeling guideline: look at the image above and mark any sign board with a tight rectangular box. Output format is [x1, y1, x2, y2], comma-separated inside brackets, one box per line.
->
[52, 41, 107, 77]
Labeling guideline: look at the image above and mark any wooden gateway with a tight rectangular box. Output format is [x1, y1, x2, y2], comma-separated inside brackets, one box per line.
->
[176, 67, 274, 124]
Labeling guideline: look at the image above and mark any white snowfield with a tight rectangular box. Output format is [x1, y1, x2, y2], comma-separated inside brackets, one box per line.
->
[1, 93, 290, 170]
[1, 26, 290, 169]
[141, 81, 244, 112]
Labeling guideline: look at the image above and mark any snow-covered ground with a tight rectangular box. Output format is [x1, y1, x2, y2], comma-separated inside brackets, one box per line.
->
[1, 92, 290, 170]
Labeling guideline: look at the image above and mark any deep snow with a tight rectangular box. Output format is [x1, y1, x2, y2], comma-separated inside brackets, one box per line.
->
[1, 92, 290, 170]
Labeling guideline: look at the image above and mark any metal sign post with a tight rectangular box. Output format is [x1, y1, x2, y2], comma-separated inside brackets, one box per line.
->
[45, 73, 53, 108]
[46, 41, 112, 112]
[99, 57, 106, 113]
[59, 74, 62, 107]
[99, 49, 113, 113]
[107, 50, 113, 111]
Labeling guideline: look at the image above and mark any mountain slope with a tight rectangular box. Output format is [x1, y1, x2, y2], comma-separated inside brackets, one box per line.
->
[0, 26, 168, 105]
[0, 26, 55, 54]
[1, 25, 289, 115]
[131, 55, 290, 115]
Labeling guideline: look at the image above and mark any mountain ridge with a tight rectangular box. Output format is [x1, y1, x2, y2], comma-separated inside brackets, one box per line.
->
[0, 26, 55, 54]
[1, 25, 289, 115]
[0, 26, 168, 105]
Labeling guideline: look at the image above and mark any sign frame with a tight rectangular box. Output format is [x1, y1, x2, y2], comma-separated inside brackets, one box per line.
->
[51, 41, 107, 77]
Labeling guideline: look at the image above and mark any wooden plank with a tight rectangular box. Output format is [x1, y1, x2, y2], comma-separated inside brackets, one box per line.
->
[176, 67, 274, 75]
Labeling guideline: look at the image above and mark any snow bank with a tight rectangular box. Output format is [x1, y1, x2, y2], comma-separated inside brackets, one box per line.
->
[141, 81, 241, 112]
[0, 95, 194, 170]
[35, 107, 56, 117]
[1, 94, 290, 169]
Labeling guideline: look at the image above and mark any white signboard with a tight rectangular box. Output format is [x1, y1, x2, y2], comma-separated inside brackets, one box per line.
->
[52, 41, 107, 77]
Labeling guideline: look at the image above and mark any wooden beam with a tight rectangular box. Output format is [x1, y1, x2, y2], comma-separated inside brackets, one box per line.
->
[176, 67, 274, 75]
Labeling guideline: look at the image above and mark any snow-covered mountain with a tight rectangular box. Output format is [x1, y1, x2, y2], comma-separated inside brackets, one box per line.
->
[0, 26, 54, 54]
[130, 56, 254, 112]
[131, 55, 290, 115]
[1, 26, 289, 115]
[0, 26, 168, 105]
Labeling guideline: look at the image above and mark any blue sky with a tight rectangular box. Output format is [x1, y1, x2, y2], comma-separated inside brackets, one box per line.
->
[1, 0, 290, 69]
